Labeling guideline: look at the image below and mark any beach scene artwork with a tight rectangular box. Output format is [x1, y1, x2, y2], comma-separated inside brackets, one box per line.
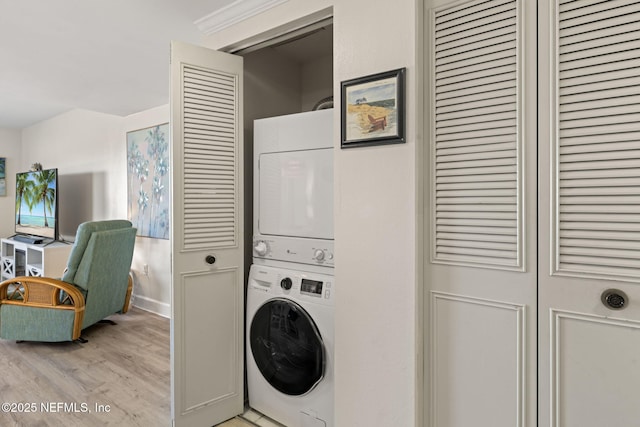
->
[344, 76, 399, 143]
[15, 169, 57, 239]
[0, 157, 5, 196]
[127, 123, 170, 239]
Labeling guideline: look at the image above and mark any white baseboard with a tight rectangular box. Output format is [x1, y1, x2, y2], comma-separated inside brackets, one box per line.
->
[131, 294, 170, 318]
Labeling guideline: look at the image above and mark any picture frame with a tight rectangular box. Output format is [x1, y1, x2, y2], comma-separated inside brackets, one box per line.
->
[126, 123, 171, 239]
[0, 157, 6, 197]
[341, 68, 406, 148]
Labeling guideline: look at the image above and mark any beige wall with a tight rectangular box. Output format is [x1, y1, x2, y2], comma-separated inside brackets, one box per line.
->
[205, 1, 420, 425]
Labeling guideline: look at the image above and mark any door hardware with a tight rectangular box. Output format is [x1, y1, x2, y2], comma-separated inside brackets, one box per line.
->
[601, 289, 628, 310]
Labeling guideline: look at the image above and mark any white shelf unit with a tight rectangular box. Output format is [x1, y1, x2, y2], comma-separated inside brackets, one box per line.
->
[0, 238, 72, 281]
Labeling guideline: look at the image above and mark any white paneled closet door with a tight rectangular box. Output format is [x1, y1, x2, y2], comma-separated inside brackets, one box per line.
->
[424, 0, 537, 426]
[170, 41, 244, 427]
[539, 2, 640, 426]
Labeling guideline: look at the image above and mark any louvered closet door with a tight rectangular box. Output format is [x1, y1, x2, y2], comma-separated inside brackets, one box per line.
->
[538, 2, 640, 426]
[424, 0, 537, 426]
[170, 41, 244, 427]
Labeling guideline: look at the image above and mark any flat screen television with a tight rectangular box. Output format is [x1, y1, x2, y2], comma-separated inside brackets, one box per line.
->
[15, 168, 59, 241]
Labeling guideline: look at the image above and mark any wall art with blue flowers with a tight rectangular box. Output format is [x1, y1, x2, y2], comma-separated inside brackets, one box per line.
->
[126, 123, 170, 239]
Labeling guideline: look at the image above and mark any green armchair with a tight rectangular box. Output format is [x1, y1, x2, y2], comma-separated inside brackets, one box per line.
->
[0, 220, 137, 342]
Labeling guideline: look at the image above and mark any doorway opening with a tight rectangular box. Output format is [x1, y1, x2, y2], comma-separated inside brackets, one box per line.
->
[230, 19, 334, 412]
[234, 21, 334, 278]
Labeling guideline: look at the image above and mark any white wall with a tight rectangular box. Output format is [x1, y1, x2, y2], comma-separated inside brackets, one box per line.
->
[205, 1, 420, 425]
[123, 105, 171, 317]
[21, 109, 125, 239]
[334, 2, 418, 425]
[0, 128, 22, 238]
[20, 107, 171, 317]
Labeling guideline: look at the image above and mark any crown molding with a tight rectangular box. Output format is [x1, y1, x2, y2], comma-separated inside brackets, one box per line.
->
[195, 0, 289, 36]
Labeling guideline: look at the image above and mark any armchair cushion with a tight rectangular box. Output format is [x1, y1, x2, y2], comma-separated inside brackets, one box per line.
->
[0, 306, 76, 342]
[62, 219, 133, 285]
[75, 227, 136, 328]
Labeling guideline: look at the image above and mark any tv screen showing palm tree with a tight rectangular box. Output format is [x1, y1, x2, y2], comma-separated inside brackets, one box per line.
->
[15, 168, 58, 240]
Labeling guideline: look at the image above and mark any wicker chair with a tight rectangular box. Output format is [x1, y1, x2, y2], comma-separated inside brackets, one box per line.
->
[0, 220, 136, 342]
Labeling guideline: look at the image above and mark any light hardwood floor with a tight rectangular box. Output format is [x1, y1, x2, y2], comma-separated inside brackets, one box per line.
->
[0, 307, 170, 426]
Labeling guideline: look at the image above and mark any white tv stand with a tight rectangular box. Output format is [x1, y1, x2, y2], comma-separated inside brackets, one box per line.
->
[1, 238, 72, 281]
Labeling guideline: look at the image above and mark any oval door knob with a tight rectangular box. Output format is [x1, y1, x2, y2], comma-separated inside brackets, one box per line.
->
[601, 289, 628, 310]
[205, 255, 216, 265]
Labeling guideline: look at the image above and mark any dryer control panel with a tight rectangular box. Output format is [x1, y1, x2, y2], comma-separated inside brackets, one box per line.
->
[253, 235, 334, 267]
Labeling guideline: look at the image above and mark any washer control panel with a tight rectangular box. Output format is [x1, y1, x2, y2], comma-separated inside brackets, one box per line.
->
[248, 265, 334, 304]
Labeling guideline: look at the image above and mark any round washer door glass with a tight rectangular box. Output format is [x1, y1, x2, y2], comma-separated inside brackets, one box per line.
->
[250, 298, 325, 395]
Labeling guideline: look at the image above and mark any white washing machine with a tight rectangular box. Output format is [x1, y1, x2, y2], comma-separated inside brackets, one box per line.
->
[247, 263, 334, 427]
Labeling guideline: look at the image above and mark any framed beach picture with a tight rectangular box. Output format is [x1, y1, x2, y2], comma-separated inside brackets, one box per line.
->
[127, 123, 170, 239]
[341, 68, 406, 148]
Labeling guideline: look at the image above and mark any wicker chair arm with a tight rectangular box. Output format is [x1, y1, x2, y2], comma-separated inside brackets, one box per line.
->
[121, 273, 134, 314]
[0, 276, 86, 340]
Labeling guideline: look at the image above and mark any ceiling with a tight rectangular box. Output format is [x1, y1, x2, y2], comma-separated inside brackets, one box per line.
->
[0, 0, 237, 129]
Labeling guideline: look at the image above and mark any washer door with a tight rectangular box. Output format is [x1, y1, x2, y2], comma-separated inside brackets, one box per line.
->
[250, 298, 325, 396]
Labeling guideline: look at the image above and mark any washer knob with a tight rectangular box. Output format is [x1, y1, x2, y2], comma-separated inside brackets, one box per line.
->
[281, 277, 292, 290]
[254, 240, 268, 256]
[313, 249, 325, 261]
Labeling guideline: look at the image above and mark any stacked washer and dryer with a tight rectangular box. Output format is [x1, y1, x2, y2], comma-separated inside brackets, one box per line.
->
[247, 108, 335, 427]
